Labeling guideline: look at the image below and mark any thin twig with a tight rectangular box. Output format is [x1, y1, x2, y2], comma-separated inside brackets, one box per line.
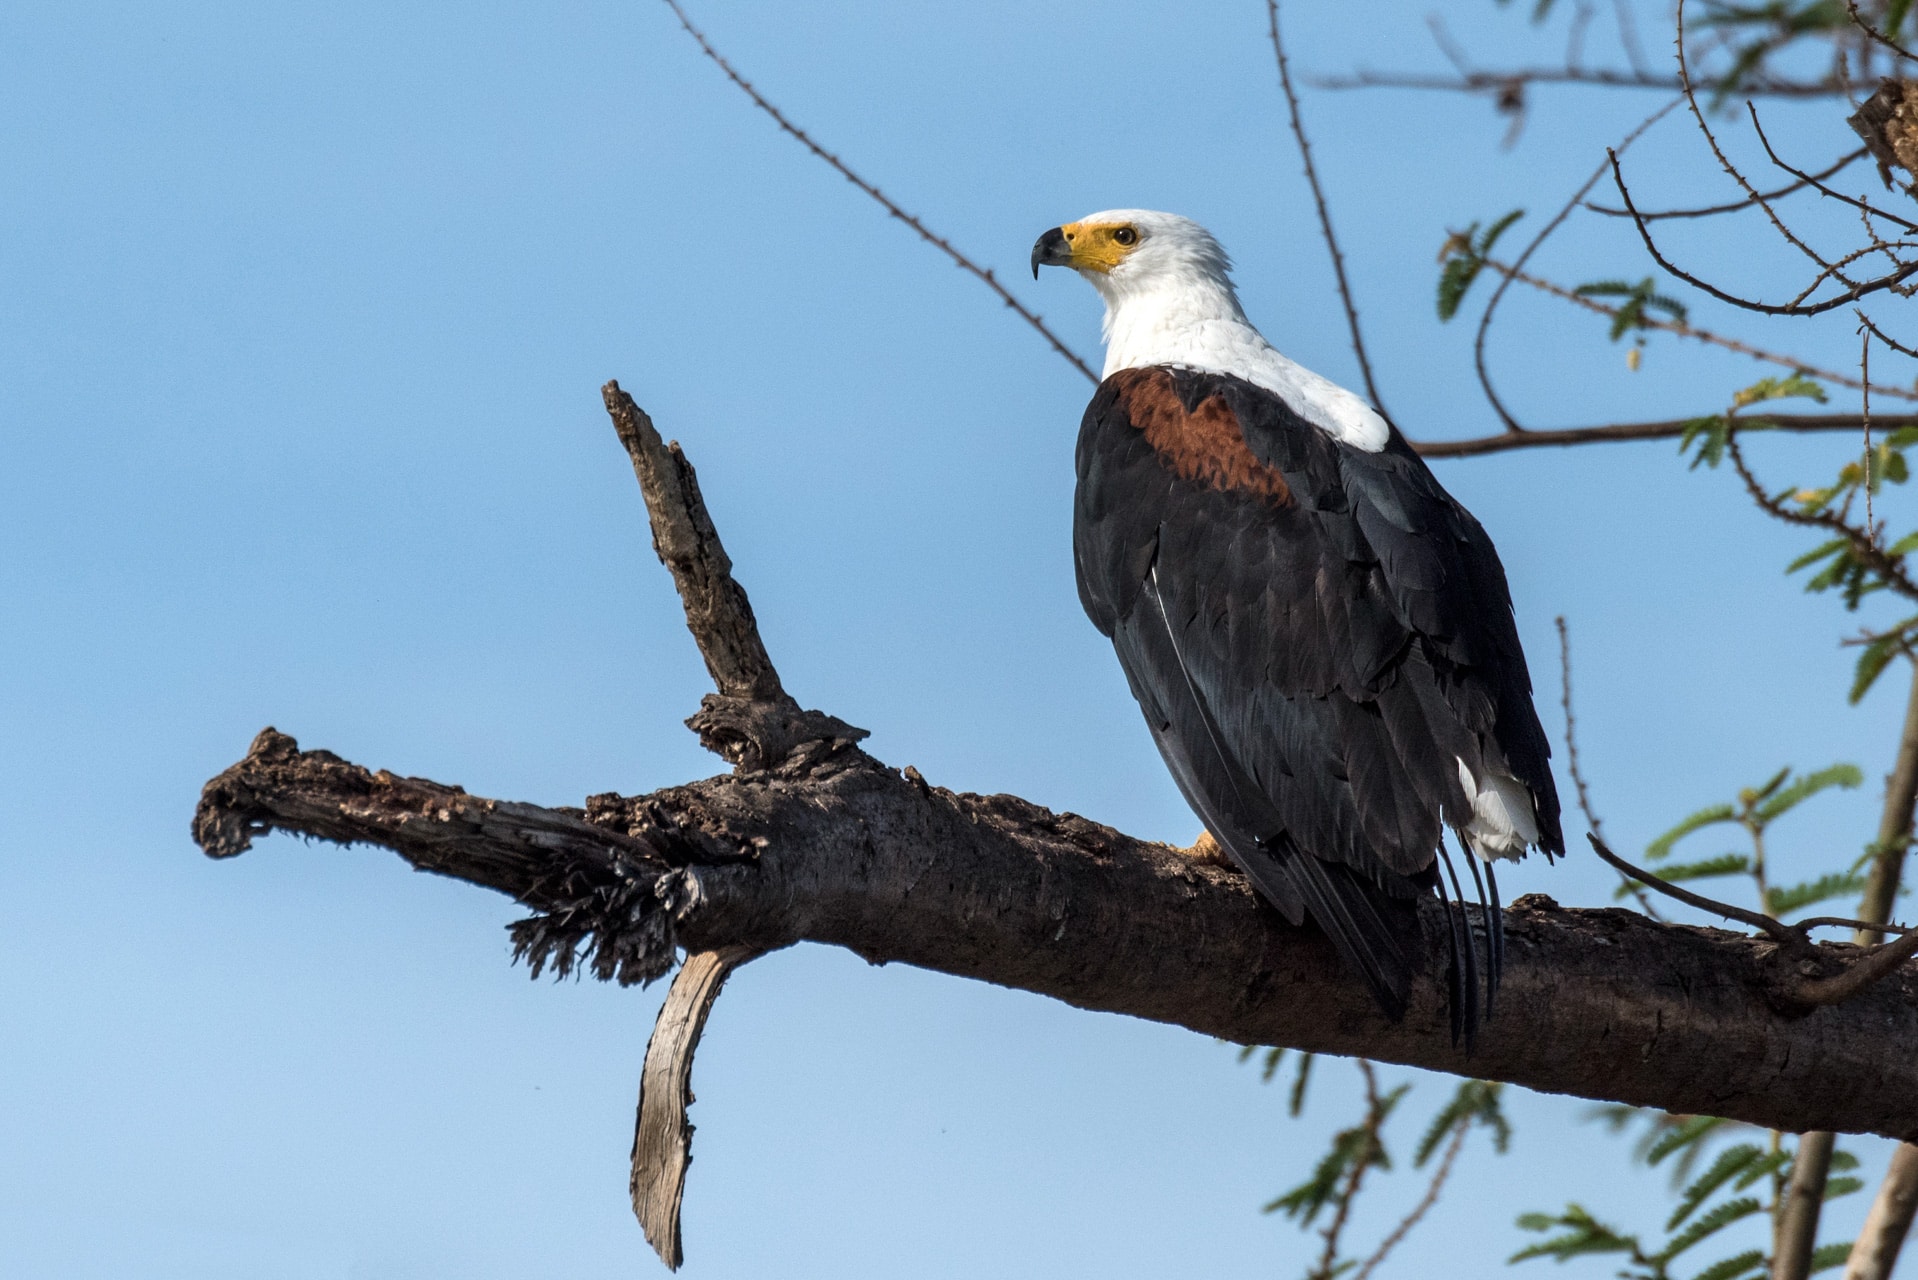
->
[1314, 1060, 1385, 1280]
[1724, 431, 1918, 604]
[1351, 1116, 1470, 1280]
[1866, 323, 1877, 539]
[1311, 68, 1843, 97]
[1610, 148, 1918, 314]
[1858, 310, 1918, 360]
[1587, 833, 1817, 959]
[660, 0, 1098, 384]
[1268, 1, 1389, 418]
[1848, 0, 1918, 63]
[1557, 617, 1663, 918]
[1473, 99, 1682, 432]
[1584, 147, 1867, 219]
[1414, 411, 1918, 458]
[1479, 256, 1918, 398]
[1614, 0, 1651, 78]
[1748, 105, 1918, 234]
[1676, 0, 1846, 281]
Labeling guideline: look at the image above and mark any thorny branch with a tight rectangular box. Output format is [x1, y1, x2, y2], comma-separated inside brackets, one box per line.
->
[1472, 99, 1681, 433]
[659, 0, 1098, 384]
[1556, 617, 1663, 919]
[1724, 431, 1918, 605]
[1350, 1109, 1473, 1280]
[1584, 147, 1868, 220]
[1414, 412, 1918, 459]
[1477, 255, 1918, 399]
[1268, 1, 1389, 418]
[1586, 834, 1918, 1008]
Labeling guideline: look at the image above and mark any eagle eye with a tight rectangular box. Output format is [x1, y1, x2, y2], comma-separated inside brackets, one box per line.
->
[1113, 226, 1139, 247]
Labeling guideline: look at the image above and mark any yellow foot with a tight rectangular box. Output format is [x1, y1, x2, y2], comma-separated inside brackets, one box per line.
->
[1180, 830, 1234, 866]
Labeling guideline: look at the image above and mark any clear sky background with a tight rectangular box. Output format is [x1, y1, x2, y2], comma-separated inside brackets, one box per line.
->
[3, 2, 1910, 1277]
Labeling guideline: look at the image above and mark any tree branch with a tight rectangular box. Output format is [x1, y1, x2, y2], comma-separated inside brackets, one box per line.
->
[1268, 1, 1389, 418]
[659, 0, 1098, 385]
[193, 726, 1918, 1141]
[1413, 412, 1918, 458]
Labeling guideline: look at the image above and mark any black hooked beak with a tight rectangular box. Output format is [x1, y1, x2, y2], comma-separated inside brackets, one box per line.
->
[1030, 226, 1069, 279]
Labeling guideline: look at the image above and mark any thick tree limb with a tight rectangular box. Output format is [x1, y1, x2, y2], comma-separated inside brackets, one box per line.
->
[194, 725, 1918, 1142]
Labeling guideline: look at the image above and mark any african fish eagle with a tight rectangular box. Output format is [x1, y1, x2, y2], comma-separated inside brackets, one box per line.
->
[1032, 210, 1564, 1041]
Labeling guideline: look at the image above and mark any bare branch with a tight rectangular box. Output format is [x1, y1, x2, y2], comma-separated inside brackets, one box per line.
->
[1847, 0, 1918, 64]
[1845, 1141, 1918, 1279]
[1479, 256, 1917, 398]
[193, 728, 1918, 1139]
[1412, 411, 1918, 458]
[1725, 431, 1918, 606]
[1610, 147, 1918, 314]
[1311, 68, 1843, 98]
[1267, 1, 1389, 418]
[1351, 1108, 1472, 1280]
[1471, 99, 1681, 432]
[1776, 1131, 1839, 1280]
[1557, 617, 1662, 919]
[659, 0, 1098, 384]
[632, 945, 763, 1271]
[1584, 147, 1868, 219]
[1748, 105, 1918, 233]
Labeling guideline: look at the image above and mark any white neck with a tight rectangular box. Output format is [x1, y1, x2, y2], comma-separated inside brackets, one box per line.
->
[1090, 274, 1390, 454]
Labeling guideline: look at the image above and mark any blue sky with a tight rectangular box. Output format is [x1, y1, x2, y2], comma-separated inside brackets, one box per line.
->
[2, 2, 1908, 1276]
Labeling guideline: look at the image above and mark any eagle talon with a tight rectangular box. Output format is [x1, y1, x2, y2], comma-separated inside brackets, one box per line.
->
[1181, 830, 1233, 867]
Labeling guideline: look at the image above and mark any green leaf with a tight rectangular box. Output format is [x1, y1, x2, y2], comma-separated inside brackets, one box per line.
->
[1731, 1148, 1790, 1190]
[1647, 805, 1739, 861]
[1437, 254, 1483, 322]
[1766, 871, 1869, 917]
[1886, 425, 1918, 449]
[1668, 1144, 1764, 1229]
[1752, 763, 1863, 823]
[1290, 1050, 1314, 1117]
[1810, 1241, 1856, 1272]
[1479, 208, 1525, 255]
[1830, 1150, 1860, 1172]
[1787, 537, 1850, 574]
[1681, 415, 1734, 469]
[1690, 1251, 1766, 1280]
[1851, 631, 1906, 705]
[1660, 1196, 1763, 1259]
[1508, 1205, 1638, 1264]
[1824, 1175, 1865, 1200]
[1888, 530, 1918, 558]
[1414, 1079, 1510, 1164]
[1733, 373, 1828, 408]
[1646, 1115, 1726, 1167]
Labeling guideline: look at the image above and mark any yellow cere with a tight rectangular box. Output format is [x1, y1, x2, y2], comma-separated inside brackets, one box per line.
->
[1059, 221, 1141, 274]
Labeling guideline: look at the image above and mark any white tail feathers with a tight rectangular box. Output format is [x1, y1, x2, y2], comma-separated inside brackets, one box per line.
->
[1455, 757, 1540, 861]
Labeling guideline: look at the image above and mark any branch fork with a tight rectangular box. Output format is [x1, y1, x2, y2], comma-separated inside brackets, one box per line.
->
[191, 384, 1918, 1270]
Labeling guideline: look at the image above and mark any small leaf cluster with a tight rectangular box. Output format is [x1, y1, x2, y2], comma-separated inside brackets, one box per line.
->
[1627, 763, 1865, 917]
[1573, 277, 1689, 342]
[1265, 1082, 1409, 1225]
[1436, 209, 1524, 321]
[1513, 1114, 1860, 1279]
[1678, 375, 1827, 470]
[1681, 376, 1918, 702]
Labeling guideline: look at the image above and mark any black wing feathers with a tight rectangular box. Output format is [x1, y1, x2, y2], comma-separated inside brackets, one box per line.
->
[1073, 366, 1563, 1035]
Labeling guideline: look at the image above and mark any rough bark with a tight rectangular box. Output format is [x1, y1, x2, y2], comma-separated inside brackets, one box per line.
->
[194, 723, 1918, 1142]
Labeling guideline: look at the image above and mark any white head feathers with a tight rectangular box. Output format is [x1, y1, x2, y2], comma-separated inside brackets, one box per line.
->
[1041, 209, 1390, 453]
